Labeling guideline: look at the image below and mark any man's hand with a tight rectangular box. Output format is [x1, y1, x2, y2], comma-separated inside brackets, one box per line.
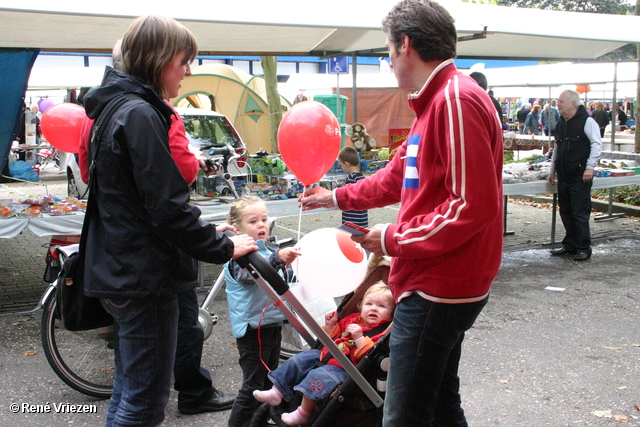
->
[229, 234, 258, 260]
[351, 224, 385, 257]
[298, 186, 335, 211]
[198, 157, 217, 176]
[583, 169, 594, 183]
[547, 172, 555, 186]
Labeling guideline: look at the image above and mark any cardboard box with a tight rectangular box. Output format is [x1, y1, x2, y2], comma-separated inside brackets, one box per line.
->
[609, 169, 635, 177]
[265, 174, 306, 198]
[247, 183, 288, 200]
[248, 155, 287, 176]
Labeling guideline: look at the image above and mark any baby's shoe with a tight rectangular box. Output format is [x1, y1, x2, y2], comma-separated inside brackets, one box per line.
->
[281, 406, 311, 426]
[253, 387, 283, 406]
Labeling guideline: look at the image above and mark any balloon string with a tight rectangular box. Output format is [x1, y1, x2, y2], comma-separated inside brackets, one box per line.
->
[294, 184, 311, 288]
[297, 187, 305, 243]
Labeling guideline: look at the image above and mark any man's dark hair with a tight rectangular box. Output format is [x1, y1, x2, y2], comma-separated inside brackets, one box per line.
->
[469, 72, 488, 91]
[382, 0, 457, 62]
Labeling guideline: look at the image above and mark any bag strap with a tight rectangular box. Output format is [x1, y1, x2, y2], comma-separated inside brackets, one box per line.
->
[80, 94, 135, 251]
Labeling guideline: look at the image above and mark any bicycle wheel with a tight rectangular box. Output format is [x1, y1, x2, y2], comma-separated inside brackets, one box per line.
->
[40, 292, 114, 399]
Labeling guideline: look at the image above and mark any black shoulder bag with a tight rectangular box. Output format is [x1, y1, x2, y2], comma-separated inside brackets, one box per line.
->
[56, 95, 131, 331]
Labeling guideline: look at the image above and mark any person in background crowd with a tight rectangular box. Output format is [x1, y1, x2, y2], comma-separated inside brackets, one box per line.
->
[525, 104, 542, 135]
[516, 103, 531, 134]
[541, 103, 560, 136]
[548, 90, 602, 262]
[591, 101, 610, 138]
[469, 71, 503, 123]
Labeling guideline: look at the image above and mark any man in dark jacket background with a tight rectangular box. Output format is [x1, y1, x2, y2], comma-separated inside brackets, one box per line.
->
[547, 90, 602, 261]
[516, 103, 531, 134]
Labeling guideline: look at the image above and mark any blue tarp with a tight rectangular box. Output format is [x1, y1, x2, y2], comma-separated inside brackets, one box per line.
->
[0, 49, 39, 175]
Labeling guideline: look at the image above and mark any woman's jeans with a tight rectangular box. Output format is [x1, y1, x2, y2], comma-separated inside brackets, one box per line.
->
[269, 349, 348, 403]
[101, 295, 179, 427]
[383, 293, 488, 427]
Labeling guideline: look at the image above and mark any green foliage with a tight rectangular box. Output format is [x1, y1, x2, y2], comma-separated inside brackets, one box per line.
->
[495, 0, 631, 14]
[504, 150, 514, 163]
[495, 0, 636, 60]
[504, 152, 545, 164]
[593, 184, 640, 206]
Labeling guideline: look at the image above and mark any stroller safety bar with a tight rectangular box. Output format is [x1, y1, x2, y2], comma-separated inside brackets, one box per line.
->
[228, 231, 384, 408]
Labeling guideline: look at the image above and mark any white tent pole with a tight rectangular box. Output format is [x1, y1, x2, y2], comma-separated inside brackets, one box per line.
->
[611, 62, 618, 149]
[548, 86, 553, 149]
[352, 52, 358, 123]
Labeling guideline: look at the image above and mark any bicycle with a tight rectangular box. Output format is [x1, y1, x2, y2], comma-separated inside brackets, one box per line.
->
[36, 244, 115, 399]
[198, 145, 308, 359]
[36, 145, 306, 398]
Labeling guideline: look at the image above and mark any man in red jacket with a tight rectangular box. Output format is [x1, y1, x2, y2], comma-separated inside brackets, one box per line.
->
[299, 1, 503, 425]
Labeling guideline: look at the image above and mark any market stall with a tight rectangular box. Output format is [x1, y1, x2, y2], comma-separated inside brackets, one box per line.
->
[0, 198, 324, 239]
[503, 174, 640, 242]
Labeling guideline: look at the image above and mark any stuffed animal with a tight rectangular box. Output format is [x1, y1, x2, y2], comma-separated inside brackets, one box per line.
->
[345, 122, 376, 152]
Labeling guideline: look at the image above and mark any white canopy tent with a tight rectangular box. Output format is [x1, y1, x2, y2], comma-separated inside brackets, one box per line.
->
[481, 62, 639, 99]
[1, 0, 639, 60]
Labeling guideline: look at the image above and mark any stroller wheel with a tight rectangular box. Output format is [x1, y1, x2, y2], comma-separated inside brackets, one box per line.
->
[250, 399, 302, 427]
[249, 402, 279, 426]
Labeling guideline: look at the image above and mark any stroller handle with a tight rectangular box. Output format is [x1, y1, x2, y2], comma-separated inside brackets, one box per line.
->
[225, 230, 289, 295]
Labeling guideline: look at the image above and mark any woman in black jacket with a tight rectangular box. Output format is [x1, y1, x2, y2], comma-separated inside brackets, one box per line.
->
[82, 16, 258, 426]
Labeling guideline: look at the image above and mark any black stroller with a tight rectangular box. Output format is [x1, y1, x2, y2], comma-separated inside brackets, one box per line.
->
[238, 245, 392, 427]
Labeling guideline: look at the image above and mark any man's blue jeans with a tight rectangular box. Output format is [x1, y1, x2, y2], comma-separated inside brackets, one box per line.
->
[101, 295, 179, 427]
[383, 293, 488, 427]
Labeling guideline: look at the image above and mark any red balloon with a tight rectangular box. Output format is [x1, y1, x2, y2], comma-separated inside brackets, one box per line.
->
[40, 103, 87, 153]
[278, 101, 341, 186]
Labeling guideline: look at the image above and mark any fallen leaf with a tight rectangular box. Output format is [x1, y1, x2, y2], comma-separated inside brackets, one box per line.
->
[499, 380, 509, 384]
[16, 317, 30, 322]
[23, 350, 37, 356]
[594, 410, 613, 418]
[100, 366, 114, 372]
[603, 346, 622, 350]
[617, 386, 627, 390]
[634, 403, 640, 412]
[613, 414, 628, 423]
[632, 344, 640, 347]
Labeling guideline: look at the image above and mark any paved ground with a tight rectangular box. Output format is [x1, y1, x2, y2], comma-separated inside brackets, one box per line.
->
[0, 167, 639, 426]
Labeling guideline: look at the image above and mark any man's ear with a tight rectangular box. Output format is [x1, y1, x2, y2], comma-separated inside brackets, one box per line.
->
[400, 34, 411, 53]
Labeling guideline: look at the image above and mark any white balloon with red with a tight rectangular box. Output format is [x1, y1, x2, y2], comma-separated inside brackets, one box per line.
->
[293, 228, 368, 298]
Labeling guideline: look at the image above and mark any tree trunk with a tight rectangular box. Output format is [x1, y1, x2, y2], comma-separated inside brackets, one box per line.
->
[260, 56, 284, 154]
[636, 0, 640, 153]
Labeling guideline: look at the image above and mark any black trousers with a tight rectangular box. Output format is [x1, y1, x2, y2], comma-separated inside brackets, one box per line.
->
[174, 288, 214, 409]
[228, 326, 282, 427]
[557, 177, 593, 253]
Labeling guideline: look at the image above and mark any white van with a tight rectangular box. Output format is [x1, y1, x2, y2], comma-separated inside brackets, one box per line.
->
[67, 108, 247, 198]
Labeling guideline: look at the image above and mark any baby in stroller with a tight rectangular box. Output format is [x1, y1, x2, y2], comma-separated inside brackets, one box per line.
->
[254, 282, 395, 426]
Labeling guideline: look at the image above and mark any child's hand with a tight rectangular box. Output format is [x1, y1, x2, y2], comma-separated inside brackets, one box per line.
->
[278, 247, 301, 265]
[325, 311, 338, 328]
[345, 323, 363, 341]
[216, 222, 238, 234]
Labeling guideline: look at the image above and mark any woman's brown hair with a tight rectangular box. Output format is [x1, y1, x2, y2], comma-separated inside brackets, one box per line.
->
[120, 15, 197, 99]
